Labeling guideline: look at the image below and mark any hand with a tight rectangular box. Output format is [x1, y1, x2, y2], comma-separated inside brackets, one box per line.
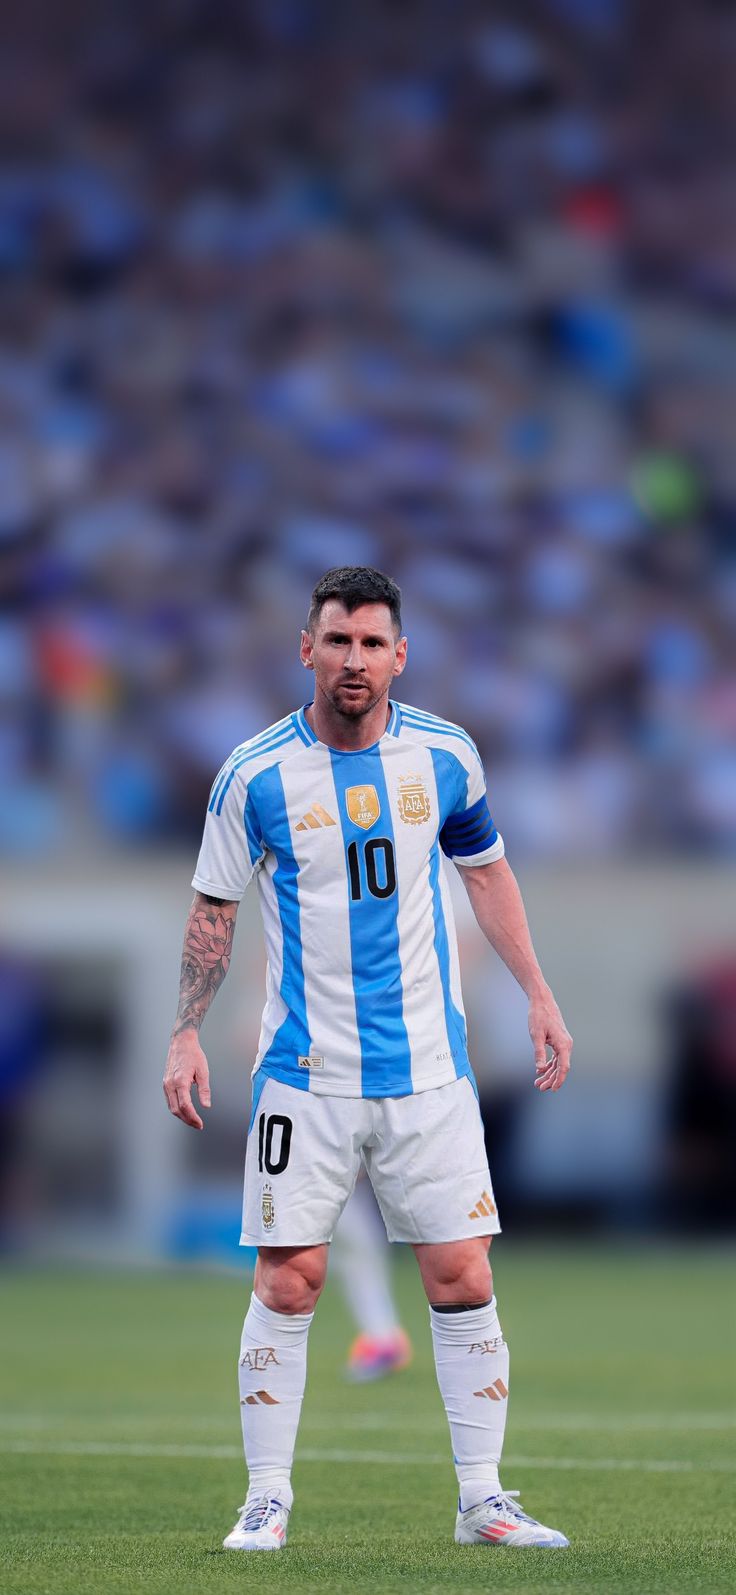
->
[529, 988, 572, 1093]
[163, 1028, 212, 1129]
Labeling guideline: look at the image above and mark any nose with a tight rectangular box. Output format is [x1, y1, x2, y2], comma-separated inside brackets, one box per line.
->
[345, 642, 365, 672]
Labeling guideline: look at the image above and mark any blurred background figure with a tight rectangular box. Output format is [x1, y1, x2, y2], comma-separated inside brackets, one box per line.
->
[659, 954, 736, 1234]
[0, 0, 734, 1261]
[0, 955, 49, 1251]
[332, 1174, 413, 1382]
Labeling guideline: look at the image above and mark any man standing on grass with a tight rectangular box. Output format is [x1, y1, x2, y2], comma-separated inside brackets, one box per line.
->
[163, 566, 572, 1551]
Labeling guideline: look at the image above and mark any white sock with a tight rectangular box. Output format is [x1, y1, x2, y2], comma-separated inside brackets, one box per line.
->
[332, 1178, 398, 1338]
[430, 1296, 509, 1510]
[238, 1292, 313, 1511]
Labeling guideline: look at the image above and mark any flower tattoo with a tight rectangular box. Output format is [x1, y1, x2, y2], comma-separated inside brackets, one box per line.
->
[174, 897, 236, 1034]
[188, 909, 232, 973]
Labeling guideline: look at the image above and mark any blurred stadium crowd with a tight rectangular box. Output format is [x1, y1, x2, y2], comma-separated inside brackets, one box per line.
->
[2, 0, 734, 860]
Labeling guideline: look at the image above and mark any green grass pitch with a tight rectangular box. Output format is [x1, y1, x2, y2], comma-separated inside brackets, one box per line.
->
[1, 1245, 734, 1594]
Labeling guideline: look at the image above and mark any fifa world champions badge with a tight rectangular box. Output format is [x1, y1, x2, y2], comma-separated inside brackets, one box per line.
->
[397, 774, 431, 825]
[261, 1183, 275, 1231]
[346, 784, 380, 829]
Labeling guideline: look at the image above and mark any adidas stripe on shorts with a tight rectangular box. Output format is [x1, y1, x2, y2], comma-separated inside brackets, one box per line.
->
[242, 1073, 501, 1247]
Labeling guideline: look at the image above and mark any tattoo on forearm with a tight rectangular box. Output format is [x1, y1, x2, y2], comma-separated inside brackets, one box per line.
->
[173, 899, 236, 1034]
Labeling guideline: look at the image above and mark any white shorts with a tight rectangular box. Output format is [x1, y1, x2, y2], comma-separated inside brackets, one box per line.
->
[241, 1072, 501, 1247]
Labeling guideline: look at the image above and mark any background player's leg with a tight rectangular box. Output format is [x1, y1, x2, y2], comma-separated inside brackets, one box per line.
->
[332, 1171, 412, 1379]
[235, 1247, 327, 1521]
[415, 1237, 510, 1506]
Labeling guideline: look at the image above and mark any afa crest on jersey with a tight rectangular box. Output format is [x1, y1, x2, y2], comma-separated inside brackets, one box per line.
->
[346, 785, 380, 829]
[397, 774, 431, 825]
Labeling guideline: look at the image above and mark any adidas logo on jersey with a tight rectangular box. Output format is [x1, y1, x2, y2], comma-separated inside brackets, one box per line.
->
[468, 1189, 497, 1220]
[295, 804, 336, 831]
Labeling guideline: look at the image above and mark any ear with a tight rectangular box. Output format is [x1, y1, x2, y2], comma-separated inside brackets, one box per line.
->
[300, 629, 314, 669]
[392, 636, 408, 678]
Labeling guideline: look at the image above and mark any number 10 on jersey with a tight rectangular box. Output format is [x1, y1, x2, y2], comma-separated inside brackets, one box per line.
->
[346, 836, 397, 901]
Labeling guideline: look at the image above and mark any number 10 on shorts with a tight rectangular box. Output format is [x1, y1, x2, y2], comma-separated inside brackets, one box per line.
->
[257, 1113, 293, 1175]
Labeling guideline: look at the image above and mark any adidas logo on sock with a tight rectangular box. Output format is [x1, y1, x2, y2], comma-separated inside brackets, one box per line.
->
[467, 1189, 497, 1220]
[295, 804, 336, 831]
[241, 1390, 280, 1406]
[474, 1378, 508, 1400]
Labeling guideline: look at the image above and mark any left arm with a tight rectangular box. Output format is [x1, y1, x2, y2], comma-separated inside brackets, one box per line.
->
[459, 856, 572, 1092]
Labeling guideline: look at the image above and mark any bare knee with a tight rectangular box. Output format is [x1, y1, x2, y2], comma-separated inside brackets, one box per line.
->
[255, 1245, 327, 1314]
[414, 1237, 493, 1306]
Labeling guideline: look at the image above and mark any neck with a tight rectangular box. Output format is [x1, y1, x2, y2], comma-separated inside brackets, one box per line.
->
[306, 690, 391, 751]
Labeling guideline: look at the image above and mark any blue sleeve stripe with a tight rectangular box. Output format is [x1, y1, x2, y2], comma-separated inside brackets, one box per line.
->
[400, 706, 477, 745]
[400, 710, 481, 762]
[208, 718, 295, 808]
[212, 766, 241, 815]
[224, 716, 293, 765]
[209, 730, 297, 813]
[398, 702, 475, 740]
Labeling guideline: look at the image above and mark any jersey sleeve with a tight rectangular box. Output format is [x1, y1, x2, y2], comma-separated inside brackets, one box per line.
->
[191, 757, 265, 901]
[438, 742, 505, 869]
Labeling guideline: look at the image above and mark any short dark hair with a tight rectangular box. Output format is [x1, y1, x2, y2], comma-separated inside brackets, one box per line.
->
[307, 566, 402, 636]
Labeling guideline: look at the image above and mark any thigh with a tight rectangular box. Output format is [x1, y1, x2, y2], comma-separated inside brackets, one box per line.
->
[364, 1075, 501, 1245]
[241, 1075, 365, 1247]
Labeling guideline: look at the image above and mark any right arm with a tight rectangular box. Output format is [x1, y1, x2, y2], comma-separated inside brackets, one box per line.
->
[163, 891, 239, 1129]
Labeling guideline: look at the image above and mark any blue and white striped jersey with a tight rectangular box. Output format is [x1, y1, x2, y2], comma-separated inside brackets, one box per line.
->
[192, 701, 504, 1098]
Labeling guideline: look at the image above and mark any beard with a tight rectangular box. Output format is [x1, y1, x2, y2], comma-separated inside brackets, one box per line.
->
[329, 680, 386, 718]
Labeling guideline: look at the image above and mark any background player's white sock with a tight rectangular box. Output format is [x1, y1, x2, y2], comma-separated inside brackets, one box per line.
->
[332, 1177, 398, 1337]
[430, 1297, 509, 1509]
[238, 1292, 313, 1511]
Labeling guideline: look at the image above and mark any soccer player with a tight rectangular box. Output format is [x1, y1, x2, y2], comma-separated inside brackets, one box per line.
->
[163, 565, 572, 1551]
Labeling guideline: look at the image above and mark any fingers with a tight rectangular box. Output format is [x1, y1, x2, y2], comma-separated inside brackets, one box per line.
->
[196, 1059, 211, 1110]
[163, 1077, 202, 1129]
[163, 1065, 210, 1129]
[177, 1086, 204, 1130]
[534, 1038, 572, 1092]
[163, 1032, 212, 1129]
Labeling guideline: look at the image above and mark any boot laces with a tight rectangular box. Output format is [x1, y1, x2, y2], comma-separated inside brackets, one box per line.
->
[240, 1496, 281, 1531]
[489, 1489, 537, 1525]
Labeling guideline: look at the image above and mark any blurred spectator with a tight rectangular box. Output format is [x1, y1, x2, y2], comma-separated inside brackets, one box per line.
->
[1, 0, 734, 859]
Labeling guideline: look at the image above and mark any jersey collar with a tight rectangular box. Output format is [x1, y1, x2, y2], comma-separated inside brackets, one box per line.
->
[296, 701, 402, 746]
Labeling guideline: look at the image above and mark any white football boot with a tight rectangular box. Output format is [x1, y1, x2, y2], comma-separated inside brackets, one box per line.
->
[455, 1490, 569, 1548]
[222, 1494, 290, 1550]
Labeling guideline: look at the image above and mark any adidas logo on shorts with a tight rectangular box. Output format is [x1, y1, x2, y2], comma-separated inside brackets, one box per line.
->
[468, 1189, 497, 1220]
